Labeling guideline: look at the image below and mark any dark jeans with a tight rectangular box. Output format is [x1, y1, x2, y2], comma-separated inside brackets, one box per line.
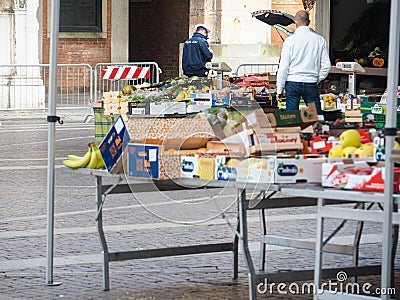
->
[285, 81, 323, 115]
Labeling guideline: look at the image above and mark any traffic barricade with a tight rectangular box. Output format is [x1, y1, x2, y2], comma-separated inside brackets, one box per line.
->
[94, 62, 162, 102]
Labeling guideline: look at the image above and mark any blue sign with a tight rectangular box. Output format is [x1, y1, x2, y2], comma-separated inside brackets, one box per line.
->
[276, 163, 298, 177]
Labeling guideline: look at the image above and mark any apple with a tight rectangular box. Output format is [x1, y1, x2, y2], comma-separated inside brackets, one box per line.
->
[343, 168, 357, 174]
[328, 145, 344, 158]
[342, 146, 358, 158]
[340, 129, 361, 149]
[361, 142, 374, 148]
[354, 146, 374, 157]
[355, 167, 373, 175]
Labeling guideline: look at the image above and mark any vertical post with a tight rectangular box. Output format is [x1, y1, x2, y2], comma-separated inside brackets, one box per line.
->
[314, 198, 324, 297]
[46, 0, 61, 286]
[382, 1, 400, 299]
[348, 73, 356, 96]
[216, 71, 223, 90]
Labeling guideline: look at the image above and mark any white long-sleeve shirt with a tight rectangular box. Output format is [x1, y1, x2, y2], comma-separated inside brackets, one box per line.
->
[276, 26, 331, 94]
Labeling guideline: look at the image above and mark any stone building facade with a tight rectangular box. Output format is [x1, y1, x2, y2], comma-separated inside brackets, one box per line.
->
[0, 0, 314, 107]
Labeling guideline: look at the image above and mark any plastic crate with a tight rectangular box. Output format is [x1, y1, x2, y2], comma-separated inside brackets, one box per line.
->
[359, 95, 382, 114]
[373, 113, 400, 129]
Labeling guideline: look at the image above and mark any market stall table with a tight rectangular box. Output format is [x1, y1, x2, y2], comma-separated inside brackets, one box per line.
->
[280, 185, 400, 299]
[61, 167, 387, 300]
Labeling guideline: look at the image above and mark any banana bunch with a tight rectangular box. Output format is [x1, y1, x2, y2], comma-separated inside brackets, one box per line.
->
[63, 143, 105, 169]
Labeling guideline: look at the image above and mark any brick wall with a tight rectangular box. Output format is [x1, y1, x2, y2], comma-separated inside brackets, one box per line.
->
[271, 0, 313, 50]
[129, 0, 189, 81]
[41, 0, 112, 66]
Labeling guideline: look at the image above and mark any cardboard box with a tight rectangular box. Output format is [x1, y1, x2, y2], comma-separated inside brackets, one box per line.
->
[230, 93, 255, 107]
[345, 109, 363, 123]
[186, 103, 210, 114]
[125, 114, 215, 148]
[99, 115, 131, 173]
[265, 103, 319, 128]
[249, 127, 303, 154]
[236, 167, 272, 184]
[214, 156, 237, 181]
[271, 155, 326, 183]
[206, 140, 245, 156]
[104, 101, 128, 115]
[103, 91, 121, 102]
[214, 157, 273, 184]
[212, 95, 230, 107]
[127, 143, 180, 180]
[234, 158, 272, 184]
[149, 102, 186, 115]
[190, 90, 231, 107]
[190, 90, 214, 101]
[129, 107, 146, 115]
[180, 155, 199, 178]
[235, 108, 270, 132]
[221, 130, 252, 157]
[322, 160, 400, 192]
[198, 157, 215, 180]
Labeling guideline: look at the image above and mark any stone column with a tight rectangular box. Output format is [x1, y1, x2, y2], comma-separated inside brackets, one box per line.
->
[204, 0, 221, 44]
[0, 0, 45, 109]
[111, 0, 129, 62]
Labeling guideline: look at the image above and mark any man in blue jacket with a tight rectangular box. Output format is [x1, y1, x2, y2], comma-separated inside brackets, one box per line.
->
[182, 24, 213, 77]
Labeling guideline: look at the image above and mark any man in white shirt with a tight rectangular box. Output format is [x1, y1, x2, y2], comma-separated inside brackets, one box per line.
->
[276, 10, 331, 115]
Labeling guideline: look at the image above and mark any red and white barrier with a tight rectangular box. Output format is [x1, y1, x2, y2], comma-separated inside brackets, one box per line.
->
[102, 66, 151, 80]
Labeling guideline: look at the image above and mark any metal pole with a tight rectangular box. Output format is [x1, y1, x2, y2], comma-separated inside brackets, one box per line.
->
[382, 0, 400, 298]
[46, 0, 62, 286]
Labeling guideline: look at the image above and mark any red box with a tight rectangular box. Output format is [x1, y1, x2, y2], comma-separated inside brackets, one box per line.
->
[322, 160, 400, 193]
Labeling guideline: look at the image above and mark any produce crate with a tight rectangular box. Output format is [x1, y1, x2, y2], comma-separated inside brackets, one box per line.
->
[368, 101, 400, 129]
[373, 113, 400, 129]
[360, 95, 381, 114]
[360, 95, 399, 114]
[94, 107, 115, 144]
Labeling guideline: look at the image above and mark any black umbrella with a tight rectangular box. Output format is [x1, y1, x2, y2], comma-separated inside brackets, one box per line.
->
[251, 10, 295, 38]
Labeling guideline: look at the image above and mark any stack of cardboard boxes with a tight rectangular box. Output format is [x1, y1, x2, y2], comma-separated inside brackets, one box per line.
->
[103, 91, 129, 116]
[100, 103, 328, 185]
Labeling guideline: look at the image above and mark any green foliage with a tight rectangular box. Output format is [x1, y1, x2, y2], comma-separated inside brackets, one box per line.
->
[335, 3, 389, 60]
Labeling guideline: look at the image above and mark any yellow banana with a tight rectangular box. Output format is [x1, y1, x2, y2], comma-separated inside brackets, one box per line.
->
[63, 146, 92, 169]
[67, 154, 83, 161]
[93, 145, 105, 169]
[85, 144, 99, 169]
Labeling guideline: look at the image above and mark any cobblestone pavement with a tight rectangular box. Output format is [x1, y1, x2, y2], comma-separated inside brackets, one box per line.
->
[0, 112, 399, 299]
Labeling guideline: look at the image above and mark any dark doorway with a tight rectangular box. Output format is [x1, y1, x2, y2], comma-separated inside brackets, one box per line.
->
[129, 0, 190, 81]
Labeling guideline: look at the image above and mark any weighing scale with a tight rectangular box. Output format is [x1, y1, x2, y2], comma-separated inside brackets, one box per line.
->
[335, 62, 366, 95]
[205, 62, 232, 89]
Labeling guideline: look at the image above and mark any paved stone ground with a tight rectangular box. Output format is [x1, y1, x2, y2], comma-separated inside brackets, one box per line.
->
[0, 112, 399, 299]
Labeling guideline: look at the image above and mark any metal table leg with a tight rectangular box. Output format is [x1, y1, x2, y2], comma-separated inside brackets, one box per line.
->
[259, 209, 266, 271]
[352, 203, 365, 283]
[95, 175, 110, 291]
[233, 199, 239, 280]
[314, 197, 325, 299]
[238, 188, 257, 300]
